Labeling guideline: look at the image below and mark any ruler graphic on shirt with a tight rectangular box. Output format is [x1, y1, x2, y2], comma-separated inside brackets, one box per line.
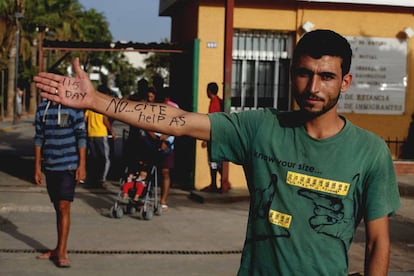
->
[286, 171, 350, 196]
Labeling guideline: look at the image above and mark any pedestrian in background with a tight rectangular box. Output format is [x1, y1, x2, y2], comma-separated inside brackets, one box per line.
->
[159, 87, 178, 210]
[15, 84, 24, 123]
[143, 86, 177, 211]
[34, 97, 87, 268]
[124, 78, 148, 173]
[201, 82, 224, 193]
[34, 29, 401, 275]
[84, 85, 115, 188]
[152, 73, 164, 99]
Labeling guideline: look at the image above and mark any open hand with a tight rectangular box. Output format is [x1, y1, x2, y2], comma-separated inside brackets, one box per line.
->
[33, 57, 97, 110]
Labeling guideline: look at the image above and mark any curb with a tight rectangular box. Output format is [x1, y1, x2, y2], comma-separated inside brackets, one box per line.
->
[190, 189, 250, 204]
[398, 182, 414, 198]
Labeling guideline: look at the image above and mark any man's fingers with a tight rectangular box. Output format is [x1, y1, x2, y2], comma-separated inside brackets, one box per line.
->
[73, 57, 84, 77]
[35, 83, 52, 93]
[34, 76, 56, 88]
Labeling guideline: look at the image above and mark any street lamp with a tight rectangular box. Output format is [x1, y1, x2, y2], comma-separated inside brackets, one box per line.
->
[13, 12, 24, 124]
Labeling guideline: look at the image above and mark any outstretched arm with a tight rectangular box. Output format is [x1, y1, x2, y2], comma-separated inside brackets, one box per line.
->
[34, 58, 211, 141]
[364, 216, 390, 276]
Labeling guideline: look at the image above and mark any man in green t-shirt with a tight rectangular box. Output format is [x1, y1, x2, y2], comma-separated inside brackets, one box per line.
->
[34, 29, 400, 275]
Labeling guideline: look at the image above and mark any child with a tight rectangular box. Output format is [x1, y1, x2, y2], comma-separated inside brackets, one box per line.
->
[122, 167, 148, 202]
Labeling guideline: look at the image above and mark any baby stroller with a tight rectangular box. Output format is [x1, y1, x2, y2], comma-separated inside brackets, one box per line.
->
[110, 162, 162, 220]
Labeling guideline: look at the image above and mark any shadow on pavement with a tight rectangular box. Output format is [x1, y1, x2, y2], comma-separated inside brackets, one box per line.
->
[0, 215, 48, 252]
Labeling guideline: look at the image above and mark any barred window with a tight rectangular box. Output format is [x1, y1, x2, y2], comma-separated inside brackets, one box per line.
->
[231, 30, 293, 112]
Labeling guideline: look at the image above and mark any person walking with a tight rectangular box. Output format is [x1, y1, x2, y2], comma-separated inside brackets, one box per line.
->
[35, 29, 401, 275]
[15, 84, 24, 123]
[34, 98, 87, 268]
[84, 106, 114, 188]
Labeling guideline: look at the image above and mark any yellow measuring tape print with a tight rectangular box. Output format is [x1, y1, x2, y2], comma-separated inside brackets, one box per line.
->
[286, 171, 350, 196]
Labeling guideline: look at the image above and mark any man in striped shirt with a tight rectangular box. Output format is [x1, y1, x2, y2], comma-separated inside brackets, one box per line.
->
[34, 99, 87, 268]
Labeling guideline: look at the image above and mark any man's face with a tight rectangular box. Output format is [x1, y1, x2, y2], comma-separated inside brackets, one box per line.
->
[291, 55, 351, 116]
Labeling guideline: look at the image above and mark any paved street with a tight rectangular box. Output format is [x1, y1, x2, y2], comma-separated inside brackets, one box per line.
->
[0, 117, 413, 275]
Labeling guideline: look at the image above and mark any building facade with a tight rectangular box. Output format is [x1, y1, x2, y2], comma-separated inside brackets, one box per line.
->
[160, 0, 414, 190]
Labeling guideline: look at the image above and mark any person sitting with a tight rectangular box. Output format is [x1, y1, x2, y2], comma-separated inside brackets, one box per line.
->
[122, 167, 148, 202]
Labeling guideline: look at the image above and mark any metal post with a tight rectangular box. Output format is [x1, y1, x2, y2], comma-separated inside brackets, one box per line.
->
[223, 0, 233, 113]
[221, 0, 234, 193]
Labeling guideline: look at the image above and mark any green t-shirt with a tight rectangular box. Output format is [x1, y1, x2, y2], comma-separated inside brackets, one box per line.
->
[209, 109, 400, 276]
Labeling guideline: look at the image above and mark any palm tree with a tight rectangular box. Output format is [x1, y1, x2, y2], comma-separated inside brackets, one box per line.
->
[1, 0, 24, 120]
[23, 0, 85, 113]
[0, 0, 120, 116]
[22, 0, 112, 113]
[0, 1, 17, 70]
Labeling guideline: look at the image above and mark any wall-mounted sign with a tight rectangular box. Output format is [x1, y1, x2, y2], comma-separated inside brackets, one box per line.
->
[207, 41, 217, 48]
[338, 36, 407, 115]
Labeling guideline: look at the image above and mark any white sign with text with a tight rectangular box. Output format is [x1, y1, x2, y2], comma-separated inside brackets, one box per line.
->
[338, 36, 407, 115]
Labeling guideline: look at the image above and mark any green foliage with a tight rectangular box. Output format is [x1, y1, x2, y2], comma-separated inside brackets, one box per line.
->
[0, 0, 170, 98]
[142, 52, 170, 86]
[0, 0, 18, 70]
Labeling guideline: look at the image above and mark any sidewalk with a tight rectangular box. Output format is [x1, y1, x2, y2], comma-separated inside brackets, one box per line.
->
[0, 114, 34, 134]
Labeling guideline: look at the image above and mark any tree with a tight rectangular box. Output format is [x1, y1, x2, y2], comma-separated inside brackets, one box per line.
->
[1, 0, 24, 119]
[0, 1, 17, 70]
[23, 2, 120, 96]
[0, 0, 141, 116]
[138, 38, 172, 87]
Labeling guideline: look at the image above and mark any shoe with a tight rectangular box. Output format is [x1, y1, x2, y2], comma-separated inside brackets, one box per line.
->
[56, 258, 71, 268]
[161, 204, 168, 212]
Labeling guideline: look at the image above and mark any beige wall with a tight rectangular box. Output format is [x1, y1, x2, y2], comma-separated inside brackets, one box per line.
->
[191, 2, 414, 189]
[195, 6, 237, 190]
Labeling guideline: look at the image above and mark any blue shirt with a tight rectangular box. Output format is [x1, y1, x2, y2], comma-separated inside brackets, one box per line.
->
[34, 100, 87, 171]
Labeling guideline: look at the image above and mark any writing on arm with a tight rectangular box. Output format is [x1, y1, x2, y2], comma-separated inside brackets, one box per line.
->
[58, 76, 209, 140]
[106, 98, 186, 128]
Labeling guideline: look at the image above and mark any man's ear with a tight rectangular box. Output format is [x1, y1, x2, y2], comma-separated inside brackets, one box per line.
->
[341, 73, 352, 93]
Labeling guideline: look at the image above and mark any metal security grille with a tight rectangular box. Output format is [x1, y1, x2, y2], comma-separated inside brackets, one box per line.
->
[232, 30, 293, 111]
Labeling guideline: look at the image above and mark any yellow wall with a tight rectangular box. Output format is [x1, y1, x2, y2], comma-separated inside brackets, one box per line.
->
[191, 2, 414, 189]
[195, 6, 235, 190]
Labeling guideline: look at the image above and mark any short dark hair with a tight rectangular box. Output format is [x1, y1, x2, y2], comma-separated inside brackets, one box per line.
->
[292, 29, 352, 76]
[207, 82, 219, 95]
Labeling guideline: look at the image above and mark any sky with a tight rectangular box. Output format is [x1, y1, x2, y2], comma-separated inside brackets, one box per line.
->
[78, 0, 171, 43]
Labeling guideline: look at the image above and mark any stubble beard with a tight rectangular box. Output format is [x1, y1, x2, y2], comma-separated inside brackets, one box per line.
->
[296, 91, 341, 118]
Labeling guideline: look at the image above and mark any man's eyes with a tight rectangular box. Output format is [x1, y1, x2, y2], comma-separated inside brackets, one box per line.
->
[296, 69, 335, 80]
[320, 73, 335, 80]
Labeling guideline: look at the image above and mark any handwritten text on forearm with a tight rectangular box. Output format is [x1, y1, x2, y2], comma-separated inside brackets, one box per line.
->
[106, 98, 185, 127]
